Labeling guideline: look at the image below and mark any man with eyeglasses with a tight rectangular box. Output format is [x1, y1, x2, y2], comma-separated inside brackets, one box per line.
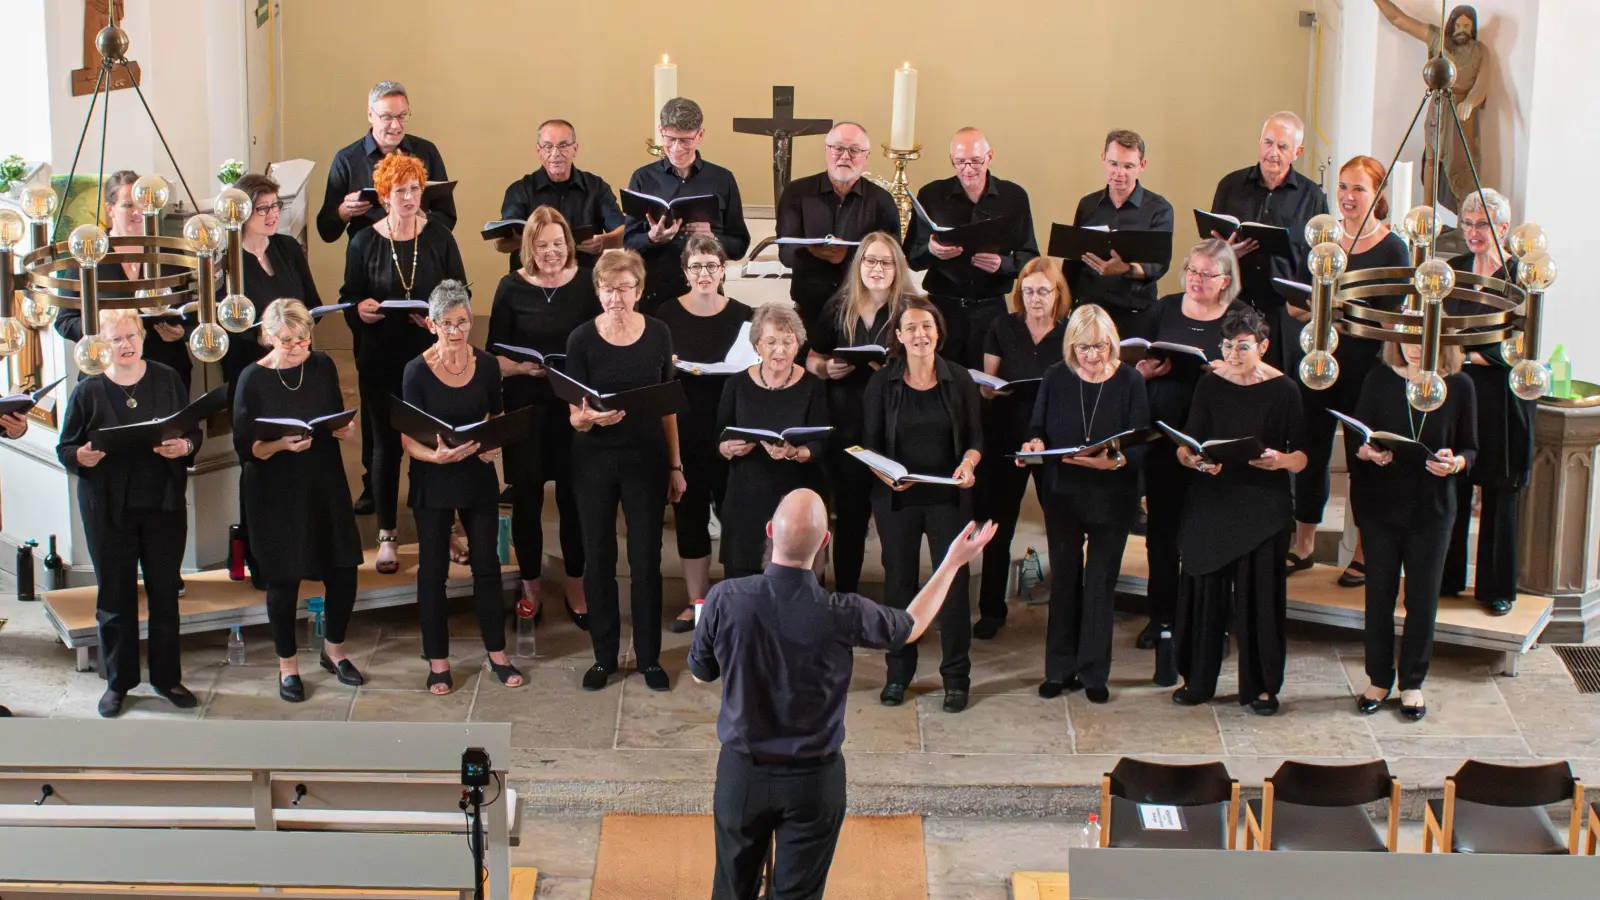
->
[624, 97, 750, 315]
[495, 119, 625, 272]
[905, 127, 1039, 368]
[1064, 129, 1174, 341]
[775, 122, 900, 332]
[316, 80, 457, 244]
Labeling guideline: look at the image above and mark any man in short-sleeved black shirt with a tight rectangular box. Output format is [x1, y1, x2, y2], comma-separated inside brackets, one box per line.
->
[316, 80, 456, 244]
[495, 119, 625, 273]
[691, 489, 995, 900]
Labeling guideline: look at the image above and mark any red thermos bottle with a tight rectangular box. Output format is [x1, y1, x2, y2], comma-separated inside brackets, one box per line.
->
[228, 524, 246, 581]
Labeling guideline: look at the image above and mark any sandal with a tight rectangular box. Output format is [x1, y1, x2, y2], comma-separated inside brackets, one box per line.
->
[1337, 560, 1366, 588]
[490, 659, 524, 687]
[376, 533, 400, 575]
[426, 668, 453, 695]
[1286, 551, 1314, 574]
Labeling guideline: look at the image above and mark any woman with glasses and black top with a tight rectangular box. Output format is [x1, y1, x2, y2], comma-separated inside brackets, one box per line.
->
[971, 257, 1070, 640]
[1020, 304, 1149, 703]
[805, 232, 913, 592]
[567, 249, 687, 693]
[1172, 305, 1305, 715]
[341, 152, 467, 576]
[863, 299, 984, 714]
[489, 205, 598, 630]
[656, 235, 752, 630]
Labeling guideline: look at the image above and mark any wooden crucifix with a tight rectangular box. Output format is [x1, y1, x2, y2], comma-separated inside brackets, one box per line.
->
[72, 0, 141, 97]
[733, 87, 832, 208]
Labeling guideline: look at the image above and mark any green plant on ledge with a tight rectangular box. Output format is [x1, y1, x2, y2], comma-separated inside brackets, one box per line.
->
[0, 155, 27, 192]
[217, 158, 245, 186]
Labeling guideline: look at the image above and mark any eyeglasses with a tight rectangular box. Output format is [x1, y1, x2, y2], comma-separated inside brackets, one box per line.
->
[373, 111, 411, 125]
[1020, 287, 1055, 299]
[1220, 340, 1258, 355]
[952, 157, 987, 170]
[600, 282, 639, 295]
[1184, 266, 1226, 282]
[826, 144, 870, 159]
[860, 256, 895, 271]
[434, 319, 471, 334]
[253, 201, 284, 215]
[660, 133, 700, 147]
[685, 263, 723, 275]
[394, 184, 423, 198]
[273, 336, 311, 349]
[1460, 218, 1495, 233]
[758, 336, 798, 351]
[537, 141, 577, 154]
[108, 334, 142, 347]
[1073, 342, 1110, 355]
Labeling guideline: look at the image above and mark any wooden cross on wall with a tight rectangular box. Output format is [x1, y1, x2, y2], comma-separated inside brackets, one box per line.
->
[733, 87, 832, 208]
[72, 0, 141, 97]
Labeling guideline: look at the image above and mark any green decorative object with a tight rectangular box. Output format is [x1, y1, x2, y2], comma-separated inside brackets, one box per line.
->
[217, 158, 244, 186]
[48, 175, 109, 243]
[0, 155, 26, 192]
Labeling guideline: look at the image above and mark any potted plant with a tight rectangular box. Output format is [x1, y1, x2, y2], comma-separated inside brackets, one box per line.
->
[0, 155, 28, 198]
[216, 158, 245, 187]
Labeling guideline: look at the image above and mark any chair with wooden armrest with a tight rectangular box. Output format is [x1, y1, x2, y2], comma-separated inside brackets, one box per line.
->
[1423, 759, 1584, 855]
[1099, 757, 1239, 850]
[1244, 759, 1399, 852]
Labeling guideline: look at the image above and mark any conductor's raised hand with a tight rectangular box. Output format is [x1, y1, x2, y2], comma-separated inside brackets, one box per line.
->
[942, 520, 1000, 569]
[155, 437, 192, 459]
[356, 298, 384, 324]
[75, 442, 106, 468]
[646, 213, 681, 244]
[928, 236, 963, 260]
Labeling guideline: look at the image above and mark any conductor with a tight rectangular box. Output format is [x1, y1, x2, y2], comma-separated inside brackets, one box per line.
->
[690, 488, 996, 899]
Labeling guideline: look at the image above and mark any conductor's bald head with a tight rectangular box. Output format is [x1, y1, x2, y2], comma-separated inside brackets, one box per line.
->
[768, 489, 830, 568]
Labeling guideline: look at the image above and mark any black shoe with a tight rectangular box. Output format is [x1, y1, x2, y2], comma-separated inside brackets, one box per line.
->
[248, 571, 265, 591]
[1171, 687, 1205, 706]
[1337, 560, 1367, 588]
[177, 578, 186, 597]
[1401, 699, 1428, 722]
[1038, 680, 1066, 699]
[942, 688, 969, 713]
[1085, 685, 1110, 704]
[1286, 551, 1314, 575]
[352, 491, 375, 516]
[973, 617, 1004, 640]
[1249, 695, 1280, 716]
[880, 683, 908, 707]
[498, 485, 514, 505]
[0, 704, 11, 717]
[641, 665, 670, 692]
[566, 599, 590, 632]
[155, 683, 199, 709]
[97, 689, 126, 718]
[1135, 620, 1162, 650]
[1357, 690, 1391, 715]
[1483, 598, 1513, 616]
[320, 653, 364, 686]
[279, 675, 305, 703]
[667, 612, 696, 634]
[581, 664, 614, 691]
[1130, 509, 1148, 537]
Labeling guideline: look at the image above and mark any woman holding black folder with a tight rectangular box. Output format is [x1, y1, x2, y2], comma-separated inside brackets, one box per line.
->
[805, 233, 915, 593]
[1350, 335, 1475, 721]
[1172, 305, 1305, 715]
[232, 299, 364, 703]
[565, 249, 686, 692]
[400, 280, 522, 695]
[657, 235, 752, 629]
[341, 152, 466, 575]
[1019, 304, 1149, 703]
[56, 309, 202, 719]
[223, 173, 323, 395]
[863, 299, 984, 714]
[489, 205, 599, 630]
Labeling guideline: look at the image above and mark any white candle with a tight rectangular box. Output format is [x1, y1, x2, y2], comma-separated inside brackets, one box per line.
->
[890, 61, 918, 151]
[1390, 161, 1414, 225]
[653, 54, 678, 139]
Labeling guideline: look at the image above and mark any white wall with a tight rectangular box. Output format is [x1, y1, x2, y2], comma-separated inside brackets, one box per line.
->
[0, 0, 54, 165]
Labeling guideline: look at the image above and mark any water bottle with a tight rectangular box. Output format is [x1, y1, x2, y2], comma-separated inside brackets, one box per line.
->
[305, 597, 326, 654]
[16, 539, 36, 602]
[1547, 344, 1571, 399]
[1012, 547, 1046, 605]
[226, 626, 246, 666]
[227, 524, 246, 581]
[1079, 813, 1101, 848]
[497, 514, 512, 566]
[1153, 629, 1178, 687]
[515, 597, 537, 658]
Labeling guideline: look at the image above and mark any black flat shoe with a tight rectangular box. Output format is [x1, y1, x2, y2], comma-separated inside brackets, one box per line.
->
[1084, 686, 1110, 704]
[880, 683, 908, 707]
[97, 689, 125, 718]
[352, 491, 375, 515]
[320, 653, 364, 686]
[1401, 700, 1428, 722]
[1249, 695, 1280, 716]
[942, 689, 969, 713]
[581, 663, 614, 691]
[973, 617, 1004, 640]
[1337, 561, 1367, 588]
[279, 675, 306, 703]
[1135, 620, 1162, 650]
[155, 683, 199, 709]
[1171, 687, 1205, 706]
[1483, 598, 1513, 616]
[1286, 552, 1314, 575]
[1038, 680, 1066, 699]
[641, 665, 670, 692]
[566, 599, 590, 632]
[1357, 690, 1391, 716]
[667, 613, 696, 634]
[489, 660, 524, 688]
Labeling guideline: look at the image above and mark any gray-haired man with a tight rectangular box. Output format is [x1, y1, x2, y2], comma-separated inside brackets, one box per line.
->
[316, 80, 457, 244]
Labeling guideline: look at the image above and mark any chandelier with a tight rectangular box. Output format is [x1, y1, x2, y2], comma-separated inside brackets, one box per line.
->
[0, 25, 258, 376]
[1295, 28, 1554, 411]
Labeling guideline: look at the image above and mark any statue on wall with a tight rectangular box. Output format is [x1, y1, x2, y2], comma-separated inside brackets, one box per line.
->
[1373, 1, 1488, 212]
[73, 0, 141, 97]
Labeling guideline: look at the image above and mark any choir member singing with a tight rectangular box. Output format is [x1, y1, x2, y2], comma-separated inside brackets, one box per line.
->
[341, 152, 467, 575]
[805, 233, 915, 593]
[489, 206, 597, 630]
[401, 281, 522, 694]
[624, 98, 750, 314]
[1172, 305, 1305, 715]
[1021, 305, 1149, 702]
[566, 250, 686, 692]
[717, 305, 831, 580]
[1288, 156, 1410, 586]
[971, 257, 1070, 639]
[863, 300, 984, 713]
[495, 119, 624, 272]
[1064, 130, 1175, 341]
[1443, 187, 1528, 616]
[221, 173, 322, 396]
[1351, 334, 1476, 722]
[1135, 240, 1247, 650]
[316, 80, 455, 243]
[231, 300, 364, 703]
[656, 235, 752, 629]
[56, 309, 202, 718]
[775, 121, 900, 332]
[905, 128, 1039, 368]
[54, 170, 193, 391]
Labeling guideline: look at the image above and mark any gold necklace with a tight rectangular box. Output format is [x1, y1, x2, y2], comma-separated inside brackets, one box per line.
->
[114, 378, 139, 409]
[275, 360, 305, 392]
[437, 348, 470, 377]
[387, 218, 419, 297]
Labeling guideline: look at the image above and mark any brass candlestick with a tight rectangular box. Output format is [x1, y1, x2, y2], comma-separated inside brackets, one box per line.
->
[645, 138, 665, 158]
[883, 144, 921, 239]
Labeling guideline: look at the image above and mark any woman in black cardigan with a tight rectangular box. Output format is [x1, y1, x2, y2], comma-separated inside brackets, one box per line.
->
[863, 299, 983, 714]
[57, 309, 202, 718]
[222, 173, 321, 394]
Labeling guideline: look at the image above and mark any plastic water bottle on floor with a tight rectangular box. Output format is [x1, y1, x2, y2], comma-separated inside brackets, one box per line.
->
[226, 626, 246, 667]
[305, 597, 326, 654]
[515, 597, 537, 658]
[1079, 813, 1101, 848]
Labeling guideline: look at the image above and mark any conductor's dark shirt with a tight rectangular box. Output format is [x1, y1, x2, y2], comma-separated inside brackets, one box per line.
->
[689, 564, 913, 761]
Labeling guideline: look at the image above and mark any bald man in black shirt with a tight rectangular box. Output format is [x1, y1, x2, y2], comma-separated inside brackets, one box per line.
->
[691, 489, 995, 900]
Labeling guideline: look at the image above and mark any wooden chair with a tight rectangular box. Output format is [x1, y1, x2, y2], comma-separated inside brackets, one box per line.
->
[1098, 758, 1239, 850]
[1244, 760, 1399, 851]
[1423, 760, 1584, 854]
[1587, 801, 1598, 855]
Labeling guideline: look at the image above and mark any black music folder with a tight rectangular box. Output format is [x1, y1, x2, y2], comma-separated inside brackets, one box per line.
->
[547, 368, 688, 417]
[620, 190, 720, 226]
[1155, 421, 1267, 467]
[253, 409, 359, 442]
[390, 399, 533, 452]
[909, 194, 1022, 256]
[0, 377, 65, 418]
[1047, 224, 1173, 263]
[90, 386, 227, 454]
[1193, 210, 1292, 263]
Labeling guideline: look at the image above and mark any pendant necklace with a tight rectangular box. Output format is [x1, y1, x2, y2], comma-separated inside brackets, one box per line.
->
[439, 350, 469, 377]
[1079, 375, 1105, 444]
[115, 379, 139, 409]
[388, 217, 419, 297]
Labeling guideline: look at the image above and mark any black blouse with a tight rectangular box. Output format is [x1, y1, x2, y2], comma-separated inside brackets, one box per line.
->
[810, 296, 898, 447]
[1447, 252, 1533, 488]
[402, 350, 505, 510]
[224, 234, 321, 388]
[1334, 232, 1410, 376]
[563, 317, 677, 452]
[1144, 294, 1245, 427]
[54, 261, 195, 389]
[982, 312, 1067, 450]
[340, 222, 467, 374]
[863, 357, 984, 509]
[1348, 365, 1478, 529]
[655, 297, 754, 460]
[1027, 361, 1149, 525]
[486, 269, 601, 410]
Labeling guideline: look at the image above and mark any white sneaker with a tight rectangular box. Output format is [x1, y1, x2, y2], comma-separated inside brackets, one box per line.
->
[708, 508, 722, 541]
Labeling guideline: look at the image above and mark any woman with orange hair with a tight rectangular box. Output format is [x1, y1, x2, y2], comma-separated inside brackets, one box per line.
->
[340, 152, 467, 574]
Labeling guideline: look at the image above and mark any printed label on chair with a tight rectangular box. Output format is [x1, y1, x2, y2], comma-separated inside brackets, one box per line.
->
[1137, 804, 1186, 831]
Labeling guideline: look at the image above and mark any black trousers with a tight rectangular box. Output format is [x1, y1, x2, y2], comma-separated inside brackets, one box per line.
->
[414, 505, 505, 659]
[827, 447, 875, 594]
[1175, 532, 1288, 703]
[972, 456, 1044, 621]
[573, 444, 667, 670]
[358, 366, 405, 530]
[1042, 503, 1129, 688]
[354, 330, 373, 497]
[712, 748, 846, 900]
[874, 497, 972, 689]
[265, 567, 359, 659]
[1442, 479, 1522, 604]
[674, 440, 728, 561]
[1103, 304, 1156, 343]
[508, 404, 584, 581]
[88, 509, 186, 693]
[1361, 518, 1450, 691]
[929, 294, 1006, 369]
[1142, 444, 1191, 628]
[1293, 374, 1365, 525]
